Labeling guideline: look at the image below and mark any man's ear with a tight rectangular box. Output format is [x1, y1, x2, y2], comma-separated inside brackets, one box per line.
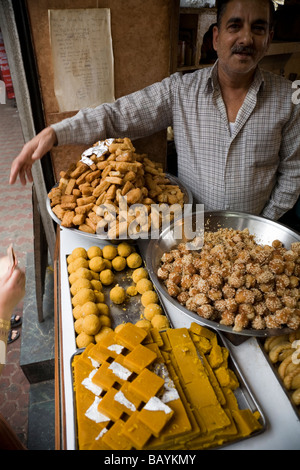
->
[212, 24, 219, 52]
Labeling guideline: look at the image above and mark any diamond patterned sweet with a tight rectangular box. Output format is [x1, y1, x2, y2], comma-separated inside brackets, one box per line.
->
[72, 322, 263, 450]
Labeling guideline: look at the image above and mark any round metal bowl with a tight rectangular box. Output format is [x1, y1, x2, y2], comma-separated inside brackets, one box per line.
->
[46, 173, 193, 243]
[145, 211, 300, 337]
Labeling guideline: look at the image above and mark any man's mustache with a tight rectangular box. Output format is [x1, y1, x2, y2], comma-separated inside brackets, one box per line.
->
[231, 45, 254, 55]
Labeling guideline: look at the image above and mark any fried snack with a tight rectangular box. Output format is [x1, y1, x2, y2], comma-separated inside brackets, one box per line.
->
[292, 388, 300, 406]
[264, 331, 300, 416]
[158, 228, 300, 333]
[48, 138, 185, 237]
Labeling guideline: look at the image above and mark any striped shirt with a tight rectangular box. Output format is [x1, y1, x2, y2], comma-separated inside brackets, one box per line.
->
[52, 61, 300, 220]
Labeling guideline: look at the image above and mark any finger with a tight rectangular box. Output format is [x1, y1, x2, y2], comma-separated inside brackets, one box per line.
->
[18, 166, 28, 186]
[9, 160, 20, 185]
[25, 166, 33, 183]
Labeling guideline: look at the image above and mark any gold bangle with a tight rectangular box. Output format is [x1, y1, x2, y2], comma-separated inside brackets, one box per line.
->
[0, 319, 10, 332]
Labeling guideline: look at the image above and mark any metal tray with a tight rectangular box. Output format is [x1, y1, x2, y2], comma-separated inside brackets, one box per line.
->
[47, 173, 193, 243]
[70, 326, 267, 450]
[258, 338, 300, 420]
[145, 211, 300, 338]
[66, 246, 173, 348]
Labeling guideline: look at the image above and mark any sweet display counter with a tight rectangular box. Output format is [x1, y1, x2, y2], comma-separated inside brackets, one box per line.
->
[54, 227, 300, 450]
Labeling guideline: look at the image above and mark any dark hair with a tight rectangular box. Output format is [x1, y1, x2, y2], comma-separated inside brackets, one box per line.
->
[216, 0, 275, 31]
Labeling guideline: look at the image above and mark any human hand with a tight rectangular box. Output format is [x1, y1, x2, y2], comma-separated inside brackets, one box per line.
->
[0, 266, 26, 322]
[9, 126, 58, 185]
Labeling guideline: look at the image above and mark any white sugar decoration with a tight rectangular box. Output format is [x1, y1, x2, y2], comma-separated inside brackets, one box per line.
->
[154, 363, 179, 403]
[144, 396, 172, 414]
[108, 361, 132, 380]
[81, 138, 115, 160]
[81, 155, 94, 167]
[82, 369, 103, 396]
[95, 427, 108, 441]
[88, 356, 100, 368]
[85, 397, 109, 423]
[114, 390, 136, 412]
[107, 344, 124, 355]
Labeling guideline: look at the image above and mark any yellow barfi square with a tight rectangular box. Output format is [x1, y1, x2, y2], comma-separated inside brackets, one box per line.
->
[102, 419, 132, 450]
[122, 413, 152, 449]
[115, 322, 147, 350]
[128, 368, 164, 402]
[97, 387, 126, 421]
[123, 344, 157, 374]
[92, 357, 132, 390]
[138, 397, 174, 437]
[119, 381, 142, 410]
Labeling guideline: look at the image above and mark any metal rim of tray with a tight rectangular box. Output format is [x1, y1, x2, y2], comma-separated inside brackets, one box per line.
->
[145, 210, 300, 338]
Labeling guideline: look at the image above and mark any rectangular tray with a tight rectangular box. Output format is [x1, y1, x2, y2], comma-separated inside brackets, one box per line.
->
[66, 245, 173, 349]
[70, 326, 267, 450]
[258, 339, 300, 420]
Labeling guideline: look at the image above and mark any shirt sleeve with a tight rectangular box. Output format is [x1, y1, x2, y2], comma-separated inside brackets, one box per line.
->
[260, 101, 300, 221]
[51, 75, 176, 147]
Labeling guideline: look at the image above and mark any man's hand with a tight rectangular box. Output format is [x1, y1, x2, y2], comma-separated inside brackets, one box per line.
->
[9, 126, 58, 185]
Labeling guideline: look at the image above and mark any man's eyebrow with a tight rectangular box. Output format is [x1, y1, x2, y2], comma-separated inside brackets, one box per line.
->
[226, 17, 269, 26]
[226, 17, 242, 25]
[252, 19, 269, 26]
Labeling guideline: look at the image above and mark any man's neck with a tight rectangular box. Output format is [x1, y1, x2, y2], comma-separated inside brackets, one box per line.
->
[217, 62, 256, 92]
[216, 63, 257, 122]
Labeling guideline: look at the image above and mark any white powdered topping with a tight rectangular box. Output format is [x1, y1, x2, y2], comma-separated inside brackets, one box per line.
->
[85, 397, 109, 423]
[108, 361, 132, 380]
[114, 390, 136, 412]
[81, 139, 115, 159]
[161, 384, 179, 404]
[144, 396, 172, 414]
[82, 369, 103, 396]
[107, 344, 124, 354]
[88, 356, 100, 368]
[95, 427, 108, 441]
[80, 155, 94, 167]
[154, 363, 179, 403]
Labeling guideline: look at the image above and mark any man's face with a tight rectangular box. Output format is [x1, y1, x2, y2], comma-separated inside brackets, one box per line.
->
[213, 0, 273, 78]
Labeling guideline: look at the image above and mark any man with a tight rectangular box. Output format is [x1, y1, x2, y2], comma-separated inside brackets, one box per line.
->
[9, 0, 300, 220]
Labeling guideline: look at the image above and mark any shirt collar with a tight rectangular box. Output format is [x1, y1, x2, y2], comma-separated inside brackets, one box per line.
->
[206, 59, 265, 94]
